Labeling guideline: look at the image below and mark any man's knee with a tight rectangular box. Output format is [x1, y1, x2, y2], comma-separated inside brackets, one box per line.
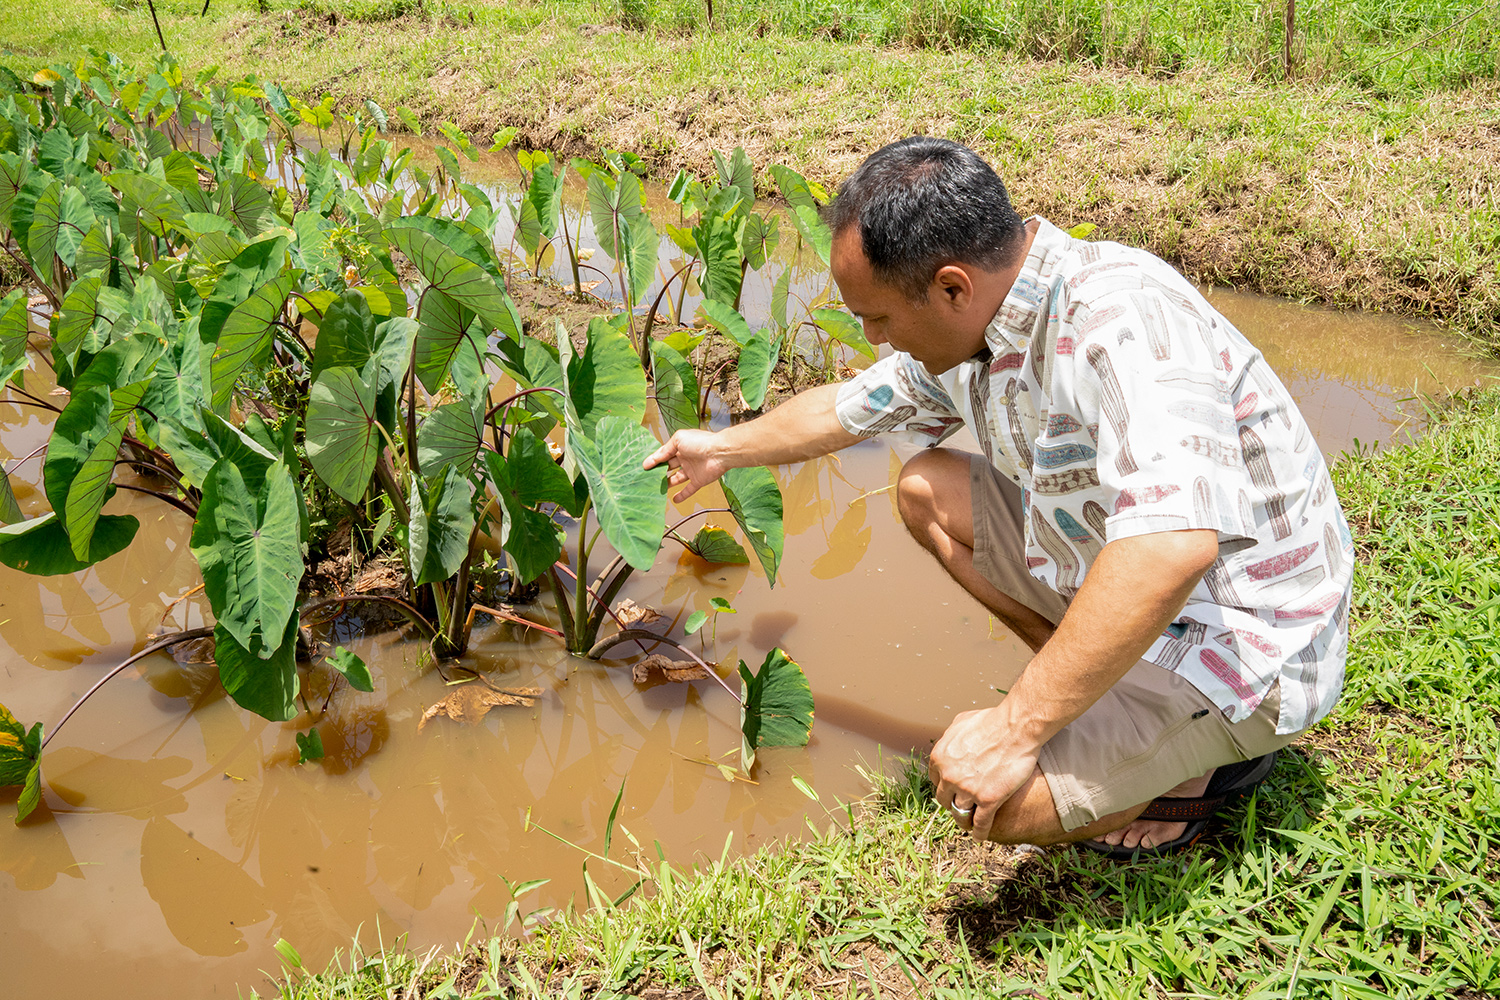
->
[895, 449, 967, 536]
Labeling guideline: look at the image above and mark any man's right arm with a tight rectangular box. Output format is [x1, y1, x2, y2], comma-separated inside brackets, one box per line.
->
[643, 383, 863, 502]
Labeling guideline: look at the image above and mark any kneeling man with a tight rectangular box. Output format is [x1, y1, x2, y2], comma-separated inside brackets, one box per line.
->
[645, 136, 1353, 856]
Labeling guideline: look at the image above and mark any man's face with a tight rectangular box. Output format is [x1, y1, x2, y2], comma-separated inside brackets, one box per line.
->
[829, 229, 981, 375]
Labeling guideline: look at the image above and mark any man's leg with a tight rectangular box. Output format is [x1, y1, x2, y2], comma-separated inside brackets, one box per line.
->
[895, 449, 1058, 653]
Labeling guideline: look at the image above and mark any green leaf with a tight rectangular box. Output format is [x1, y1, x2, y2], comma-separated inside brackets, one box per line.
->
[0, 288, 29, 376]
[407, 464, 474, 586]
[587, 170, 642, 261]
[306, 366, 381, 505]
[16, 754, 42, 823]
[650, 340, 700, 438]
[698, 300, 753, 348]
[722, 466, 784, 586]
[0, 468, 22, 525]
[217, 171, 275, 236]
[0, 703, 42, 787]
[563, 317, 647, 441]
[567, 417, 668, 572]
[209, 272, 297, 411]
[1067, 222, 1098, 240]
[740, 212, 780, 271]
[490, 126, 518, 151]
[666, 169, 691, 204]
[0, 153, 30, 231]
[190, 459, 303, 656]
[810, 307, 875, 360]
[105, 170, 185, 237]
[736, 328, 779, 411]
[0, 511, 139, 576]
[75, 220, 137, 286]
[790, 204, 831, 267]
[710, 597, 736, 612]
[418, 402, 482, 477]
[28, 179, 96, 271]
[296, 728, 325, 764]
[713, 147, 756, 218]
[771, 268, 791, 331]
[688, 526, 748, 565]
[683, 609, 709, 635]
[619, 214, 658, 304]
[214, 614, 299, 722]
[387, 219, 516, 335]
[692, 213, 743, 306]
[412, 288, 474, 395]
[328, 647, 374, 692]
[738, 648, 814, 772]
[525, 159, 565, 239]
[309, 289, 376, 381]
[52, 273, 105, 376]
[482, 433, 570, 583]
[769, 164, 825, 212]
[43, 382, 111, 516]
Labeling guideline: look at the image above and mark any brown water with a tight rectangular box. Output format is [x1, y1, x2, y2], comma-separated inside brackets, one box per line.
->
[2, 148, 1497, 997]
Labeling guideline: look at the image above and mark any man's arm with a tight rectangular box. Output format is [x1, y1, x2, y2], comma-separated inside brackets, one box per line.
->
[930, 527, 1220, 840]
[643, 383, 863, 502]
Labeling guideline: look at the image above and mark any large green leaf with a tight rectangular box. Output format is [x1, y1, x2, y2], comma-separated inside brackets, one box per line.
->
[418, 402, 482, 477]
[650, 340, 700, 438]
[213, 614, 299, 722]
[63, 377, 149, 560]
[42, 383, 111, 515]
[0, 468, 22, 524]
[789, 203, 831, 267]
[407, 464, 474, 586]
[140, 316, 207, 432]
[306, 366, 381, 505]
[0, 289, 28, 381]
[811, 307, 876, 360]
[199, 409, 282, 498]
[741, 212, 780, 271]
[75, 220, 136, 288]
[692, 212, 744, 306]
[688, 526, 748, 565]
[0, 702, 43, 824]
[563, 317, 646, 441]
[619, 214, 658, 304]
[217, 171, 275, 236]
[525, 159, 565, 239]
[412, 287, 475, 394]
[27, 179, 95, 271]
[52, 272, 105, 376]
[567, 416, 668, 572]
[386, 219, 515, 331]
[735, 328, 779, 411]
[209, 271, 296, 410]
[190, 459, 303, 656]
[738, 647, 814, 772]
[699, 300, 753, 348]
[586, 169, 642, 262]
[198, 236, 289, 346]
[722, 466, 784, 586]
[105, 170, 185, 237]
[0, 153, 30, 231]
[0, 511, 139, 576]
[769, 163, 827, 212]
[309, 289, 376, 381]
[713, 147, 756, 219]
[482, 429, 573, 583]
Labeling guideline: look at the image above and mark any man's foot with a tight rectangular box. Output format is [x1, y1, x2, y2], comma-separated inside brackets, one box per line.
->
[1094, 768, 1215, 850]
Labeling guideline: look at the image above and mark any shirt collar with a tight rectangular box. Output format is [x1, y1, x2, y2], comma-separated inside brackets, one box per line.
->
[985, 217, 1069, 358]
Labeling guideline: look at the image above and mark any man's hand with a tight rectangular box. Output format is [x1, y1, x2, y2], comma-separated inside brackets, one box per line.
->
[644, 429, 729, 503]
[929, 705, 1042, 841]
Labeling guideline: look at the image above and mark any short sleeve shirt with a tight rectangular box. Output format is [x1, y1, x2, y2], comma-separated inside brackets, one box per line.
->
[835, 219, 1353, 735]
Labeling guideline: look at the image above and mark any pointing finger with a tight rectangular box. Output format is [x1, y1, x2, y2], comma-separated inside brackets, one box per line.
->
[643, 439, 677, 470]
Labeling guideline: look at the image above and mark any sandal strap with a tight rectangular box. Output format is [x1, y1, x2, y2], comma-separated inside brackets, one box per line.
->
[1135, 752, 1278, 824]
[1137, 794, 1230, 822]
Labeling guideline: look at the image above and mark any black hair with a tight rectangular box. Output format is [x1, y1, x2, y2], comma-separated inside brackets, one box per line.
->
[827, 136, 1026, 301]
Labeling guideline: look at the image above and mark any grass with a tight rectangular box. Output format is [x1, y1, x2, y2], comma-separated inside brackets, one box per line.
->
[265, 390, 1500, 997]
[2, 1, 1499, 354]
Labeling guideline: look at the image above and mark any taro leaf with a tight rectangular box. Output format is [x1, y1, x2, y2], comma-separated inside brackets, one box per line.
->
[650, 340, 700, 438]
[328, 647, 374, 692]
[141, 316, 207, 431]
[692, 212, 743, 306]
[200, 409, 281, 497]
[306, 366, 381, 505]
[619, 214, 658, 304]
[738, 648, 814, 772]
[75, 221, 136, 288]
[0, 511, 138, 576]
[0, 153, 30, 231]
[213, 614, 299, 722]
[418, 683, 541, 731]
[736, 328, 779, 411]
[190, 459, 303, 656]
[771, 269, 792, 331]
[28, 180, 95, 271]
[407, 464, 474, 586]
[683, 610, 709, 635]
[721, 466, 784, 586]
[563, 317, 646, 441]
[482, 431, 571, 581]
[688, 526, 749, 565]
[567, 416, 668, 572]
[200, 238, 288, 348]
[217, 172, 275, 237]
[741, 212, 780, 271]
[0, 289, 28, 384]
[309, 290, 376, 381]
[295, 729, 325, 764]
[713, 147, 756, 218]
[0, 702, 43, 823]
[210, 272, 297, 410]
[586, 169, 643, 262]
[105, 170, 185, 237]
[64, 378, 151, 561]
[633, 654, 709, 684]
[52, 273, 106, 375]
[810, 307, 875, 360]
[510, 197, 542, 258]
[390, 213, 501, 279]
[769, 163, 825, 212]
[789, 204, 831, 267]
[386, 218, 516, 331]
[412, 288, 477, 394]
[370, 316, 419, 395]
[10, 169, 54, 260]
[43, 383, 112, 517]
[698, 300, 753, 348]
[0, 468, 22, 524]
[525, 159, 564, 240]
[418, 403, 482, 477]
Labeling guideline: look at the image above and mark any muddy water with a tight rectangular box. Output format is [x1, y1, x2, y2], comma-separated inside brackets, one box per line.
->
[2, 148, 1498, 999]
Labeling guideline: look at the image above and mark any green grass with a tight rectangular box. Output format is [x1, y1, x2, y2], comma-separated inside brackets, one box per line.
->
[265, 391, 1500, 998]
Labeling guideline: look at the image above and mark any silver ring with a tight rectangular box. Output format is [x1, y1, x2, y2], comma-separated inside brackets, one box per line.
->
[949, 802, 975, 819]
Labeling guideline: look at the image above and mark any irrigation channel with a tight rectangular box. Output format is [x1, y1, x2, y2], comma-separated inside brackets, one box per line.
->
[0, 147, 1495, 997]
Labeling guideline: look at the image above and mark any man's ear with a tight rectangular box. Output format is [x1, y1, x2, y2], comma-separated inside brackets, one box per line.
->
[931, 264, 975, 308]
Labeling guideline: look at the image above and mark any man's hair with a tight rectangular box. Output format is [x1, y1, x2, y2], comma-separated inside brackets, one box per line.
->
[827, 136, 1026, 301]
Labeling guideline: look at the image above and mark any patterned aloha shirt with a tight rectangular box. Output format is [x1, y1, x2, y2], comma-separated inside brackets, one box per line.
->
[835, 218, 1353, 735]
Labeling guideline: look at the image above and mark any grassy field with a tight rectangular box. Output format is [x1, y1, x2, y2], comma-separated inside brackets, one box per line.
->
[2, 0, 1498, 353]
[260, 391, 1500, 997]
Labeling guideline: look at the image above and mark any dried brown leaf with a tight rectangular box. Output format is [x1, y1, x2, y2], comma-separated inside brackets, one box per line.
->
[632, 653, 710, 684]
[353, 563, 404, 593]
[168, 636, 216, 664]
[417, 684, 541, 731]
[616, 599, 662, 628]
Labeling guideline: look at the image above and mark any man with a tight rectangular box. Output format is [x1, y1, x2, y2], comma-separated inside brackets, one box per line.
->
[644, 136, 1353, 856]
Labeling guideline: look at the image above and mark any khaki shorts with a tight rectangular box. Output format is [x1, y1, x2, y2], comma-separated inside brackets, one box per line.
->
[969, 454, 1302, 832]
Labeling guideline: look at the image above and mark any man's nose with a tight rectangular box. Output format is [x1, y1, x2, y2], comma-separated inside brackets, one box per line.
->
[862, 321, 885, 345]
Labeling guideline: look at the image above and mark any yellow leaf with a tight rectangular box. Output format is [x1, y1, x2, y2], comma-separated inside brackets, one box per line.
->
[32, 69, 62, 87]
[417, 683, 540, 731]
